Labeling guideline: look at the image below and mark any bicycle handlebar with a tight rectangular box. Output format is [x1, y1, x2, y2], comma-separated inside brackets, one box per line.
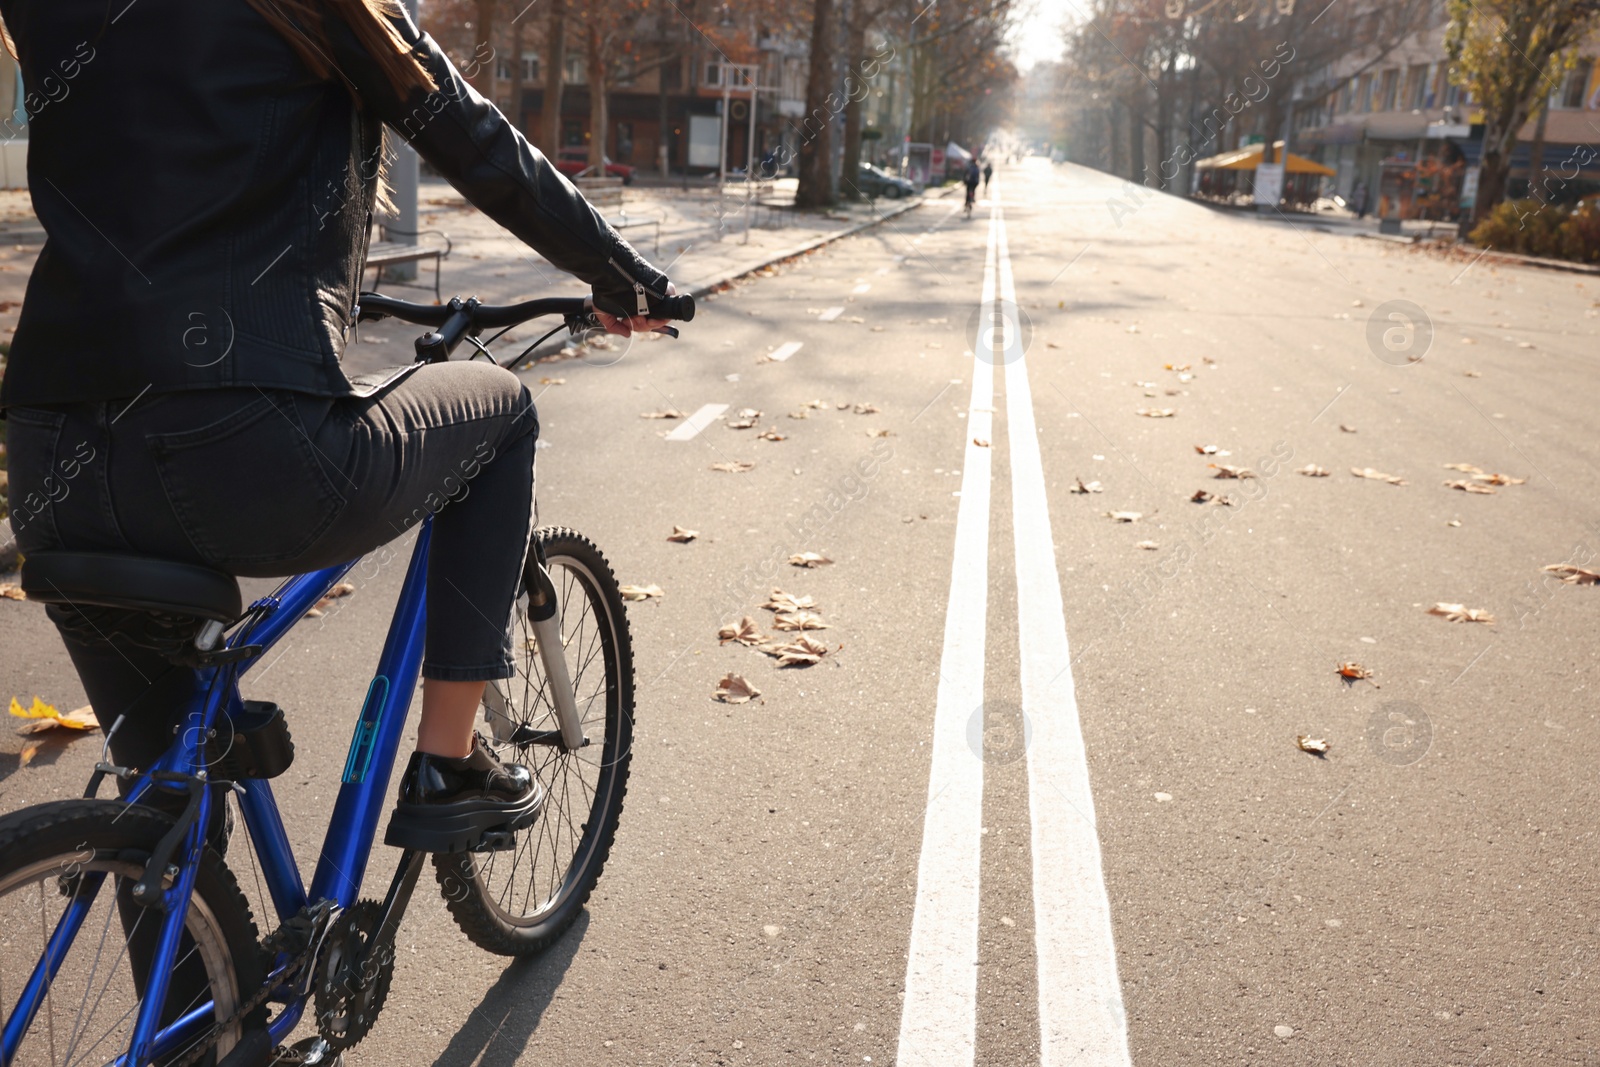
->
[357, 291, 696, 329]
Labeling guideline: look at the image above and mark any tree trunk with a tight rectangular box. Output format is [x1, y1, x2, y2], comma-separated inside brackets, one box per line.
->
[839, 7, 867, 201]
[509, 12, 525, 134]
[541, 0, 567, 153]
[1472, 100, 1533, 226]
[586, 22, 609, 172]
[474, 0, 497, 96]
[794, 0, 836, 209]
[1526, 97, 1550, 202]
[1127, 103, 1145, 184]
[657, 33, 673, 177]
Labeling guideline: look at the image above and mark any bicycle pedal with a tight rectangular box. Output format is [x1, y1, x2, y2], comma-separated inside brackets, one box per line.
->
[270, 1036, 344, 1065]
[471, 830, 516, 852]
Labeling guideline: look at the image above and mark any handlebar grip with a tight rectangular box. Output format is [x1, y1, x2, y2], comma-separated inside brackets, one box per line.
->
[660, 294, 695, 322]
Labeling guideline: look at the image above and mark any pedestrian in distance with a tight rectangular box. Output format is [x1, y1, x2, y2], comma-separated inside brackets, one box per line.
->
[1352, 180, 1369, 219]
[982, 160, 993, 193]
[963, 158, 981, 217]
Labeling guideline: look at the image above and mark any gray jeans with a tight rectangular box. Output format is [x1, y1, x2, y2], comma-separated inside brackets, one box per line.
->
[5, 361, 539, 773]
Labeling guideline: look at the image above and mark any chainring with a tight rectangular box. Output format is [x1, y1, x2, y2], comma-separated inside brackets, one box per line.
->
[313, 900, 394, 1051]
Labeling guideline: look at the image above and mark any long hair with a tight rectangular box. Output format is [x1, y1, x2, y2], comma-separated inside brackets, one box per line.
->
[245, 0, 437, 101]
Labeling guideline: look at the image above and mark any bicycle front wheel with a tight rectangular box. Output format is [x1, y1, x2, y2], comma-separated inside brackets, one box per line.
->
[0, 799, 265, 1067]
[434, 525, 635, 957]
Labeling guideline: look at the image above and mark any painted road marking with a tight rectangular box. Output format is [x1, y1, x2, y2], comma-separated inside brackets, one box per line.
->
[852, 282, 872, 294]
[995, 190, 1133, 1067]
[894, 200, 1001, 1067]
[818, 306, 845, 321]
[768, 341, 803, 362]
[663, 403, 728, 442]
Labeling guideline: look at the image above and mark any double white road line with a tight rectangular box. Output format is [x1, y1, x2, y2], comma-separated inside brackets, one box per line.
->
[896, 185, 1133, 1066]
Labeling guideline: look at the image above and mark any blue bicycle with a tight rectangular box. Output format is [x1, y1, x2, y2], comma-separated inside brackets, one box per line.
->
[0, 289, 690, 1066]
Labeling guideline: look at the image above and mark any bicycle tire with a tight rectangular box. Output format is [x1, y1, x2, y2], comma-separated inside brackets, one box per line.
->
[0, 799, 265, 1067]
[434, 525, 635, 957]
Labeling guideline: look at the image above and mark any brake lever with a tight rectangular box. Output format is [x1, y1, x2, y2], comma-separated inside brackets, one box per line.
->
[653, 326, 680, 339]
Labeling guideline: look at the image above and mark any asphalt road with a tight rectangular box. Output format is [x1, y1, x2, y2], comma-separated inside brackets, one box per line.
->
[3, 158, 1600, 1066]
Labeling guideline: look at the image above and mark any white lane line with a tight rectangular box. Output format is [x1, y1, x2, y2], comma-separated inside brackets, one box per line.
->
[663, 403, 728, 441]
[767, 341, 803, 362]
[995, 192, 1133, 1066]
[852, 282, 872, 294]
[894, 204, 999, 1067]
[875, 266, 890, 276]
[818, 306, 845, 321]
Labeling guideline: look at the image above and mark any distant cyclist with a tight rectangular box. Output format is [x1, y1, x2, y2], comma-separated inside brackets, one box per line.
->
[963, 159, 981, 216]
[982, 160, 993, 193]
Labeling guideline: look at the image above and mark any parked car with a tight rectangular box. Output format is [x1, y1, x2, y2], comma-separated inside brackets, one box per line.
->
[857, 162, 915, 199]
[555, 148, 635, 185]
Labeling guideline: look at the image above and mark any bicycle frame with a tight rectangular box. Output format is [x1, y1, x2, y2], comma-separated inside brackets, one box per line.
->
[2, 514, 509, 1066]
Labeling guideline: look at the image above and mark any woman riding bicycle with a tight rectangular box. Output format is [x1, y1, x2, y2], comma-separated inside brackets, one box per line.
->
[963, 158, 981, 215]
[0, 0, 675, 849]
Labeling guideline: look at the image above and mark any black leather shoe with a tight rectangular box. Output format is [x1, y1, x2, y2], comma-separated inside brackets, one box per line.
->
[384, 733, 544, 853]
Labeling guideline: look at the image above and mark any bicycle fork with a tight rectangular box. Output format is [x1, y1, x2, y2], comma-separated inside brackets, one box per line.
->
[485, 556, 585, 752]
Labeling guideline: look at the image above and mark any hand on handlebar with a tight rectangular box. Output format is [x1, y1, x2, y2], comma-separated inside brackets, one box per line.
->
[595, 282, 681, 338]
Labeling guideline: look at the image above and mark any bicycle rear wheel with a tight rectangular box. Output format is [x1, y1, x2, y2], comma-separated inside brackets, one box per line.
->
[434, 525, 635, 956]
[0, 799, 264, 1067]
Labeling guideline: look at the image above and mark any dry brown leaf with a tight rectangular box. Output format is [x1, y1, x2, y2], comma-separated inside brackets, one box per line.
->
[804, 399, 829, 409]
[619, 583, 665, 601]
[667, 525, 699, 543]
[762, 589, 818, 612]
[852, 402, 881, 414]
[1338, 424, 1358, 433]
[1442, 463, 1484, 474]
[713, 673, 761, 704]
[1105, 510, 1143, 522]
[0, 584, 26, 601]
[1202, 356, 1216, 364]
[1136, 408, 1176, 418]
[1190, 489, 1213, 504]
[1295, 735, 1330, 755]
[734, 407, 762, 420]
[1427, 602, 1496, 624]
[710, 461, 755, 473]
[1472, 472, 1525, 486]
[9, 697, 98, 735]
[539, 376, 566, 385]
[772, 611, 829, 631]
[1194, 444, 1220, 455]
[1352, 467, 1407, 486]
[758, 429, 787, 442]
[1164, 362, 1192, 371]
[787, 409, 810, 420]
[788, 552, 833, 568]
[765, 634, 831, 667]
[1542, 564, 1600, 585]
[1070, 478, 1104, 494]
[19, 741, 41, 766]
[1464, 369, 1482, 377]
[727, 417, 759, 430]
[1443, 480, 1495, 494]
[640, 409, 684, 419]
[304, 603, 327, 618]
[1209, 463, 1256, 479]
[328, 582, 356, 598]
[1336, 662, 1378, 685]
[718, 616, 766, 646]
[865, 428, 893, 438]
[972, 437, 991, 448]
[1295, 464, 1330, 477]
[1135, 540, 1160, 551]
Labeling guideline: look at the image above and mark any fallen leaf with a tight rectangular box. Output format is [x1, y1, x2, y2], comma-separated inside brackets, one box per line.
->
[1190, 489, 1213, 504]
[804, 399, 829, 409]
[763, 634, 830, 667]
[19, 741, 40, 766]
[1164, 362, 1192, 372]
[710, 461, 755, 473]
[1105, 510, 1143, 522]
[1194, 444, 1220, 455]
[1336, 662, 1377, 685]
[734, 407, 762, 420]
[1351, 467, 1407, 486]
[1295, 735, 1330, 755]
[640, 409, 684, 419]
[787, 409, 809, 419]
[1473, 472, 1525, 486]
[788, 552, 833, 569]
[619, 583, 665, 601]
[1464, 369, 1482, 377]
[667, 525, 699, 543]
[713, 673, 761, 704]
[845, 315, 865, 324]
[1447, 519, 1462, 527]
[1135, 540, 1160, 550]
[0, 584, 26, 601]
[9, 697, 98, 735]
[852, 402, 881, 414]
[328, 582, 356, 598]
[1136, 408, 1176, 418]
[1443, 480, 1495, 494]
[1443, 463, 1484, 474]
[1202, 356, 1216, 364]
[772, 611, 829, 631]
[865, 428, 892, 438]
[1542, 564, 1600, 585]
[972, 437, 991, 448]
[1427, 602, 1495, 623]
[718, 616, 767, 646]
[539, 377, 566, 385]
[1209, 463, 1256, 479]
[762, 589, 818, 612]
[727, 417, 759, 430]
[1070, 478, 1104, 494]
[1295, 464, 1330, 477]
[1338, 424, 1357, 433]
[758, 429, 787, 442]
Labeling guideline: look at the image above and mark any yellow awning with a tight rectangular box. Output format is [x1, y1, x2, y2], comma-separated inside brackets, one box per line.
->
[1193, 142, 1336, 177]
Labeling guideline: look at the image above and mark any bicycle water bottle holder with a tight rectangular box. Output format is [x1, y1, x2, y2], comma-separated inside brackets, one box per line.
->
[206, 700, 296, 781]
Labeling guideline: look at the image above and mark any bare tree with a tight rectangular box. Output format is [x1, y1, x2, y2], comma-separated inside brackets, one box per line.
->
[795, 0, 837, 208]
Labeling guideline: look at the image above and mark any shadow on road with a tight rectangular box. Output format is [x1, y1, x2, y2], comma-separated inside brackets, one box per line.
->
[429, 910, 590, 1067]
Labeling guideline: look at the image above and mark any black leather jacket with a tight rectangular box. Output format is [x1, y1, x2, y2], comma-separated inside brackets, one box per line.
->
[0, 0, 671, 409]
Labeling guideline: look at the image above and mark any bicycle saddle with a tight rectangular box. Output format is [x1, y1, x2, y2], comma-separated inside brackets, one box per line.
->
[21, 551, 242, 622]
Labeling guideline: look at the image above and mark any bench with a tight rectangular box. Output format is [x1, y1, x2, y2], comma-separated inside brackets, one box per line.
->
[364, 227, 452, 301]
[574, 175, 625, 211]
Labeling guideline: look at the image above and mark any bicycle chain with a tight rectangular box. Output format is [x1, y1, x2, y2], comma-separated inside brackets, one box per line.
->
[170, 901, 336, 1067]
